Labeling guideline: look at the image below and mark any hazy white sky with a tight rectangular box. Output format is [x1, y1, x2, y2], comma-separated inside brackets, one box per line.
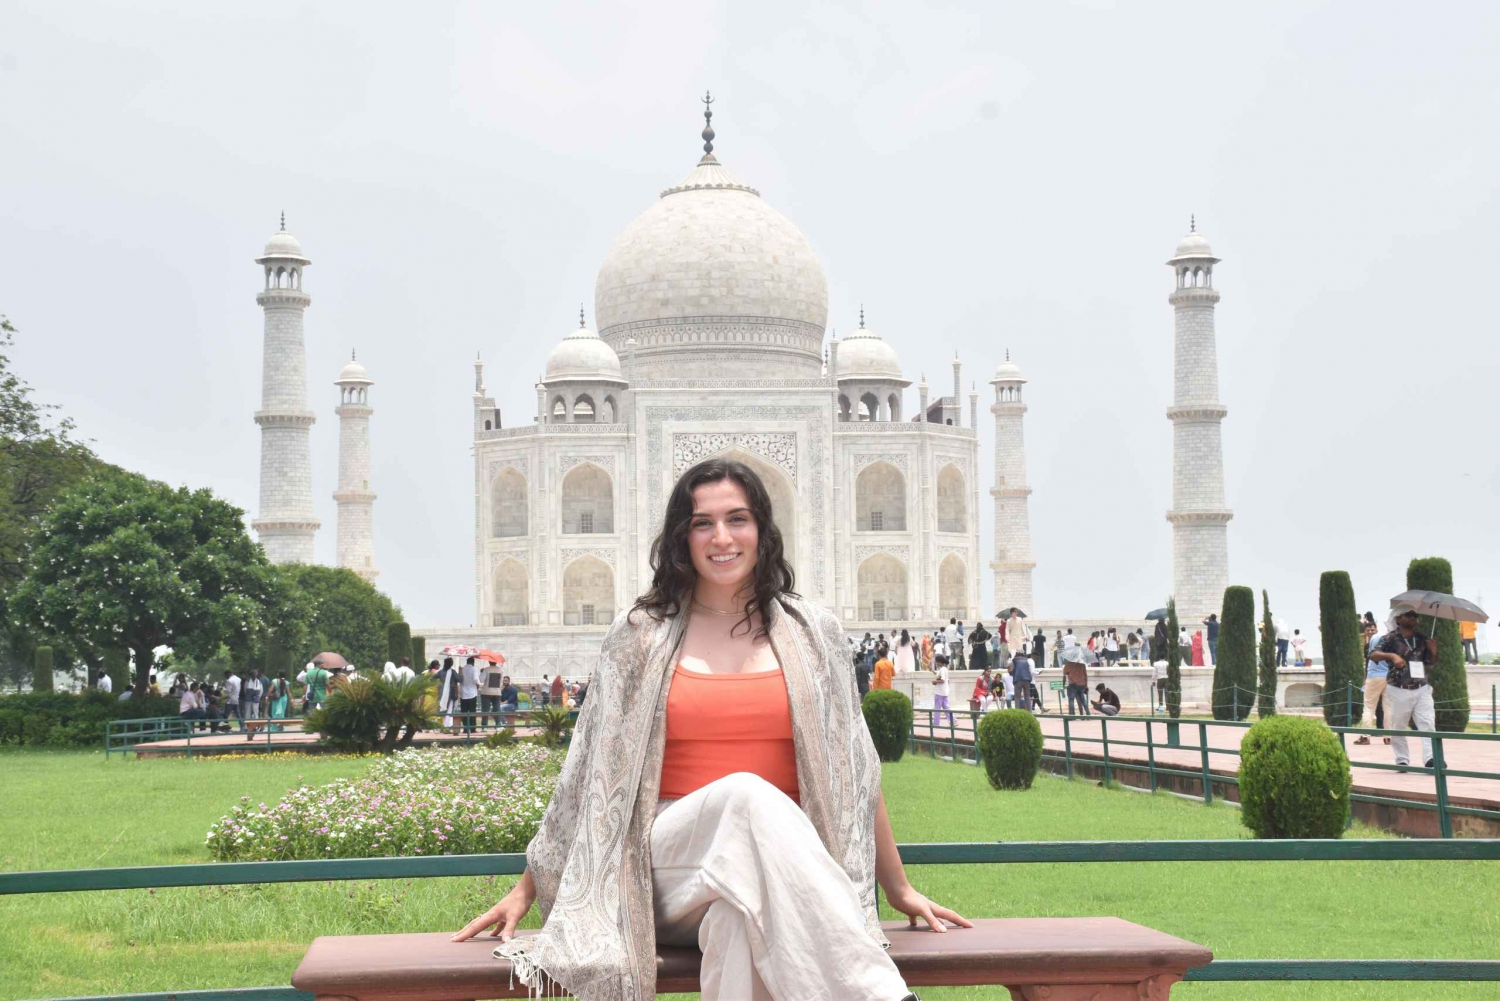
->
[2, 1, 1496, 642]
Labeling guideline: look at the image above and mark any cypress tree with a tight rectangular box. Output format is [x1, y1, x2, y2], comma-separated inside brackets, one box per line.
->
[1213, 586, 1255, 720]
[1165, 599, 1182, 718]
[33, 645, 54, 692]
[1319, 571, 1364, 727]
[104, 647, 131, 694]
[410, 635, 427, 668]
[386, 621, 412, 668]
[1406, 557, 1469, 731]
[1257, 590, 1278, 718]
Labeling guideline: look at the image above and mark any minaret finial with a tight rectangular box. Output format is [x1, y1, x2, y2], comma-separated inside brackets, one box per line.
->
[859, 304, 865, 329]
[1190, 214, 1196, 233]
[579, 303, 586, 328]
[1006, 348, 1010, 361]
[351, 348, 356, 361]
[280, 211, 286, 232]
[701, 91, 715, 155]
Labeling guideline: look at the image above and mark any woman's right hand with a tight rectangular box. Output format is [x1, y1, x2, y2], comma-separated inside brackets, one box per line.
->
[452, 874, 536, 943]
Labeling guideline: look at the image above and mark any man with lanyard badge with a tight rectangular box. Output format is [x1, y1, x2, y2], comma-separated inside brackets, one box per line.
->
[1367, 608, 1438, 771]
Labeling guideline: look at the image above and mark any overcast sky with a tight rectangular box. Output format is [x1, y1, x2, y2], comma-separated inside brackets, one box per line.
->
[2, 1, 1496, 645]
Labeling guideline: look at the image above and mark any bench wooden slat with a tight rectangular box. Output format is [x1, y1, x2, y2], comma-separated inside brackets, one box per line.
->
[292, 918, 1212, 999]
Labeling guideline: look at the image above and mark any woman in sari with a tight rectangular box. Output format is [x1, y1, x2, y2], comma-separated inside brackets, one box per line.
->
[455, 458, 968, 1000]
[266, 672, 290, 732]
[920, 632, 934, 671]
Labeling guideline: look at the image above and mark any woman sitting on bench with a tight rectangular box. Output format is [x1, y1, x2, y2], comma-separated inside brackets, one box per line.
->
[455, 458, 969, 1001]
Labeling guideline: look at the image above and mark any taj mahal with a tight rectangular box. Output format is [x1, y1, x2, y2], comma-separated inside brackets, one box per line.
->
[249, 98, 1233, 677]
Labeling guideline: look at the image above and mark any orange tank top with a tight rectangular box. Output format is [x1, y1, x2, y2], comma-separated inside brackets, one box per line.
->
[659, 664, 800, 804]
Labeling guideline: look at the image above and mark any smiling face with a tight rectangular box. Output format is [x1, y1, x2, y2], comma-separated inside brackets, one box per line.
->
[687, 478, 760, 598]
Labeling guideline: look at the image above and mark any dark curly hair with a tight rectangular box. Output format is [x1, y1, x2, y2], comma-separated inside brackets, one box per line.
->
[631, 457, 796, 638]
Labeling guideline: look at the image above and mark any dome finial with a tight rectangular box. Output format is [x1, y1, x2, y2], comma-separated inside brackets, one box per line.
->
[1190, 213, 1196, 233]
[351, 348, 357, 361]
[859, 304, 865, 329]
[1006, 348, 1010, 361]
[579, 303, 586, 328]
[701, 90, 715, 155]
[280, 210, 286, 232]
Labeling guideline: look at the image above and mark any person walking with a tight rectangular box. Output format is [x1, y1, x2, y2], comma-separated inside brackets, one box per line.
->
[967, 622, 990, 673]
[458, 657, 481, 733]
[221, 669, 243, 732]
[1031, 629, 1046, 669]
[1204, 614, 1220, 665]
[298, 660, 330, 714]
[550, 672, 565, 710]
[1354, 619, 1390, 745]
[893, 629, 916, 674]
[267, 672, 290, 733]
[855, 647, 872, 698]
[871, 645, 894, 691]
[1275, 617, 1291, 666]
[931, 658, 953, 727]
[436, 657, 460, 730]
[952, 621, 967, 670]
[242, 668, 263, 723]
[1061, 634, 1089, 715]
[1011, 647, 1034, 712]
[1367, 609, 1438, 770]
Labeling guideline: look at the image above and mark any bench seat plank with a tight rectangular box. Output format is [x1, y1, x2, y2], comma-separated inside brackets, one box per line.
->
[293, 917, 1211, 999]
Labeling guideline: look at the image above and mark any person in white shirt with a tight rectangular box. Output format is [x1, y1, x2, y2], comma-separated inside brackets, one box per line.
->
[459, 656, 481, 734]
[97, 673, 112, 694]
[1290, 630, 1307, 667]
[931, 661, 953, 728]
[1275, 618, 1291, 667]
[221, 670, 243, 731]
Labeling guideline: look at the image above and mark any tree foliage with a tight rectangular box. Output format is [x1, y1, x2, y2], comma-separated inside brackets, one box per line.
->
[976, 708, 1043, 790]
[33, 645, 53, 692]
[411, 634, 427, 669]
[1257, 590, 1278, 718]
[1239, 715, 1351, 838]
[386, 620, 411, 667]
[269, 564, 401, 675]
[1319, 571, 1364, 727]
[1212, 585, 1255, 720]
[1165, 598, 1182, 718]
[1407, 556, 1469, 731]
[11, 469, 287, 696]
[860, 689, 912, 762]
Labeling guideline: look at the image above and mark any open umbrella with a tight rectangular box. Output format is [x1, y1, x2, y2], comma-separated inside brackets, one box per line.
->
[1389, 590, 1488, 623]
[311, 651, 349, 669]
[1144, 608, 1170, 621]
[995, 607, 1027, 620]
[439, 644, 483, 658]
[477, 649, 507, 665]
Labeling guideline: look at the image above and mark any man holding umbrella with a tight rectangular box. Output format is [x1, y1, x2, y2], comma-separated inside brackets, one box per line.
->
[1367, 608, 1437, 770]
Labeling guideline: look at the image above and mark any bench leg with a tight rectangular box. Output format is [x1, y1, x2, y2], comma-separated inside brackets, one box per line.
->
[1007, 973, 1183, 1000]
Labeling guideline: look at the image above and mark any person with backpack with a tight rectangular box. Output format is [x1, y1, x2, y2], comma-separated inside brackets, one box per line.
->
[297, 660, 330, 714]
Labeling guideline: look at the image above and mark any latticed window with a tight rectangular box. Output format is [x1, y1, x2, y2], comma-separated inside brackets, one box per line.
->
[581, 604, 595, 625]
[579, 512, 593, 534]
[872, 600, 886, 621]
[870, 510, 884, 531]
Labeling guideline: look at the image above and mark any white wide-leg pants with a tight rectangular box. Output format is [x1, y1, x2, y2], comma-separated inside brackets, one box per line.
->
[651, 772, 909, 1001]
[1386, 685, 1435, 766]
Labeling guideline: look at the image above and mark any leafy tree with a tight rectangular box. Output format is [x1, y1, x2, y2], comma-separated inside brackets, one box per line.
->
[1165, 598, 1182, 718]
[1319, 571, 1364, 727]
[12, 470, 286, 698]
[1257, 590, 1278, 718]
[270, 564, 401, 675]
[1407, 556, 1469, 731]
[1212, 586, 1255, 720]
[386, 621, 411, 667]
[33, 645, 53, 692]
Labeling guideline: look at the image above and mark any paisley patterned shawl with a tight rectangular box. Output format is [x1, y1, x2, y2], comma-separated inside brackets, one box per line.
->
[495, 594, 885, 999]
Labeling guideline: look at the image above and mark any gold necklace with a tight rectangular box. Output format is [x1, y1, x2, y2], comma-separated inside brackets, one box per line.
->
[692, 598, 745, 616]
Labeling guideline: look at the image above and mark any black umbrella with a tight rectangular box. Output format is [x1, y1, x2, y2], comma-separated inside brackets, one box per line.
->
[996, 607, 1027, 620]
[1144, 608, 1170, 621]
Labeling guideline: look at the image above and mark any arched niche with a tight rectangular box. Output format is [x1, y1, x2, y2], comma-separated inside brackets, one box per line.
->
[938, 553, 967, 619]
[937, 463, 967, 533]
[857, 553, 907, 622]
[562, 555, 614, 626]
[561, 462, 613, 534]
[600, 396, 617, 423]
[492, 558, 529, 626]
[855, 460, 907, 532]
[573, 394, 595, 424]
[551, 398, 567, 423]
[491, 468, 528, 538]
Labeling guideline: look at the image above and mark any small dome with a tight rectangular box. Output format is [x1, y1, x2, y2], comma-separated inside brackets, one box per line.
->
[544, 323, 624, 383]
[1168, 226, 1217, 263]
[835, 327, 904, 381]
[992, 358, 1025, 383]
[264, 230, 304, 258]
[337, 358, 369, 384]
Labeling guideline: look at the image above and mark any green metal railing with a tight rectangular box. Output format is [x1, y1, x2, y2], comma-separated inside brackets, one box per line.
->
[909, 706, 1500, 838]
[105, 709, 574, 759]
[4, 839, 1498, 996]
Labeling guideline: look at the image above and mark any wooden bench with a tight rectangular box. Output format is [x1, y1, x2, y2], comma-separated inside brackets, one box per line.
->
[293, 917, 1211, 999]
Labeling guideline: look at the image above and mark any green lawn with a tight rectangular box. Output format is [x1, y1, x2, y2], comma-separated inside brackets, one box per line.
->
[0, 749, 1496, 1000]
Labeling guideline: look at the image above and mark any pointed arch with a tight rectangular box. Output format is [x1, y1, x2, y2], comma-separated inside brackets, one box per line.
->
[936, 463, 967, 533]
[855, 461, 907, 532]
[492, 558, 529, 626]
[562, 554, 614, 626]
[857, 553, 907, 622]
[491, 468, 527, 538]
[572, 394, 595, 424]
[551, 397, 567, 423]
[561, 462, 613, 534]
[938, 553, 967, 618]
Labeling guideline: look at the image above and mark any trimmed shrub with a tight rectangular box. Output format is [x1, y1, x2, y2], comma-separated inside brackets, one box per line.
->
[861, 689, 912, 762]
[1165, 599, 1182, 718]
[1407, 556, 1469, 731]
[1257, 590, 1278, 718]
[0, 691, 180, 746]
[410, 635, 427, 668]
[386, 621, 412, 668]
[1319, 571, 1364, 726]
[1239, 715, 1351, 838]
[1212, 586, 1255, 720]
[33, 646, 54, 692]
[976, 708, 1043, 790]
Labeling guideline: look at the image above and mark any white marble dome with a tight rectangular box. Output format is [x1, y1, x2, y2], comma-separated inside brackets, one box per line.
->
[1171, 230, 1214, 260]
[835, 328, 903, 381]
[592, 154, 828, 376]
[544, 323, 624, 383]
[262, 229, 307, 260]
[992, 358, 1025, 382]
[337, 357, 370, 384]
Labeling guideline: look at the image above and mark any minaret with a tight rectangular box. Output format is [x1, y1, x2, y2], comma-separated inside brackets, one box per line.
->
[334, 351, 377, 581]
[252, 215, 319, 563]
[951, 354, 963, 426]
[1166, 218, 1231, 621]
[990, 352, 1035, 613]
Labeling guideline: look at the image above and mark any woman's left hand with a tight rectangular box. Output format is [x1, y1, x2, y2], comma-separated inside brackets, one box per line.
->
[884, 881, 973, 933]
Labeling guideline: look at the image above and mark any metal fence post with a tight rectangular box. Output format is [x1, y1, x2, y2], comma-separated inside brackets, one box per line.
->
[1145, 719, 1158, 792]
[1433, 735, 1453, 839]
[1233, 686, 1238, 721]
[1101, 716, 1112, 787]
[1199, 721, 1213, 805]
[1346, 682, 1354, 728]
[1063, 715, 1074, 780]
[1492, 684, 1497, 735]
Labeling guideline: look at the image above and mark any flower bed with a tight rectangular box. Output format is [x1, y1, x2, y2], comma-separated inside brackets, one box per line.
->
[205, 745, 560, 861]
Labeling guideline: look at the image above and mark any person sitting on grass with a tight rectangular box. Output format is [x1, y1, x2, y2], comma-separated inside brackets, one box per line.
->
[1092, 682, 1121, 716]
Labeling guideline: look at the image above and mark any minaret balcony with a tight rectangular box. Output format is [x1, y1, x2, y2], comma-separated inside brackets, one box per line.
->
[1165, 509, 1233, 525]
[332, 489, 377, 504]
[254, 411, 317, 428]
[256, 289, 312, 307]
[1165, 404, 1228, 421]
[252, 517, 322, 532]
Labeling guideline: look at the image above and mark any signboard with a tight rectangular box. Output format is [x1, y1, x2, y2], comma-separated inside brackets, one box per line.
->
[1048, 680, 1066, 691]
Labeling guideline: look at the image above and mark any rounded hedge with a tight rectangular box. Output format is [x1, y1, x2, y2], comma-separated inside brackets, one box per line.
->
[861, 689, 912, 762]
[1239, 715, 1351, 838]
[976, 708, 1043, 790]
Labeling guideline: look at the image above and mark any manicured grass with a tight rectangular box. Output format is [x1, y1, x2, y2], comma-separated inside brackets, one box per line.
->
[1, 749, 1497, 1000]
